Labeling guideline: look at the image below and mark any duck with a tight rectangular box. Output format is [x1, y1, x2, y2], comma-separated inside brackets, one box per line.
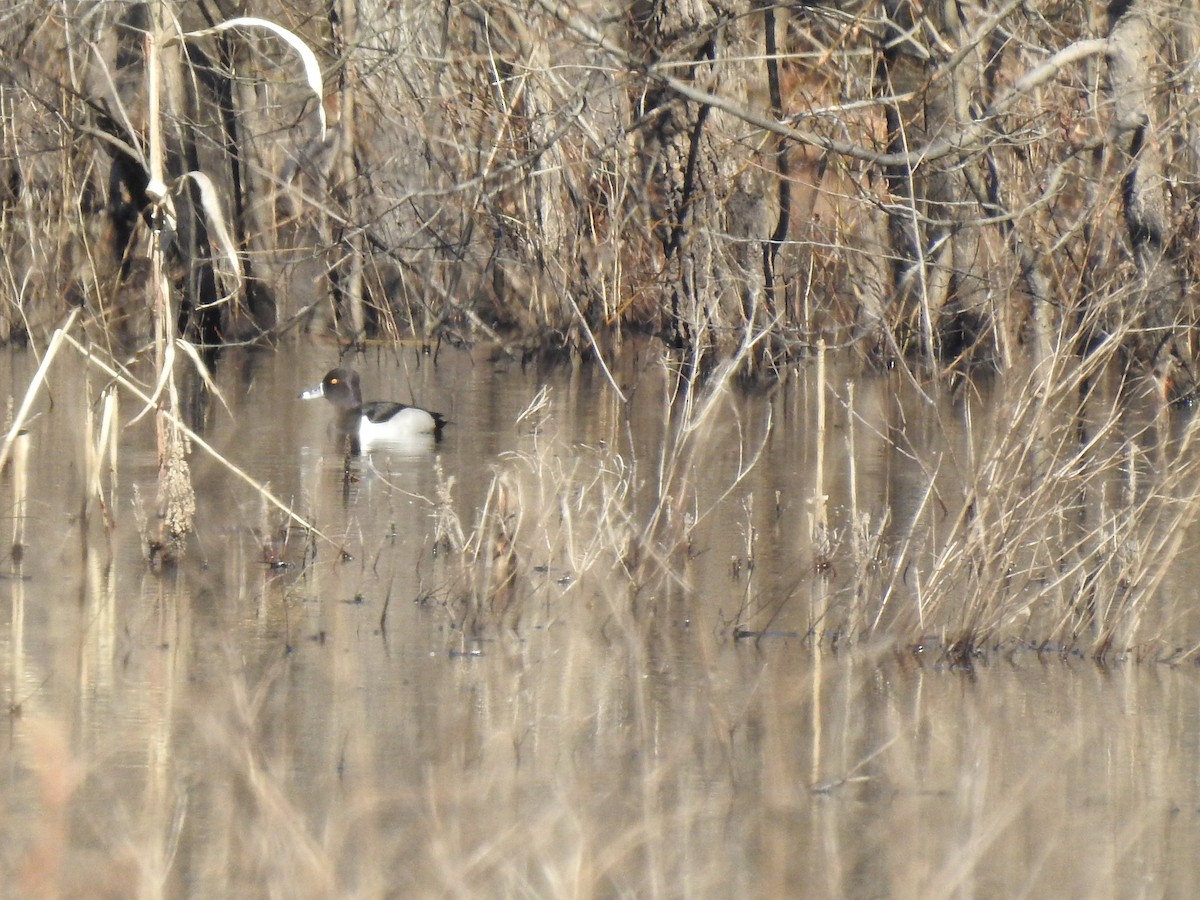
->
[300, 367, 447, 450]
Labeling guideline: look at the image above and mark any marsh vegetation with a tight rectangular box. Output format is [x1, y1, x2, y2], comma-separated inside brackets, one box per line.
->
[4, 1, 1200, 895]
[3, 345, 1200, 896]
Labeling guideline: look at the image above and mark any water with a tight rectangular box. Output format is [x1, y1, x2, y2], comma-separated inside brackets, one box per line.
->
[1, 342, 1198, 896]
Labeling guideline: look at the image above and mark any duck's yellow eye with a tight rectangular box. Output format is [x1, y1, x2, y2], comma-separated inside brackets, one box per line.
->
[330, 377, 339, 385]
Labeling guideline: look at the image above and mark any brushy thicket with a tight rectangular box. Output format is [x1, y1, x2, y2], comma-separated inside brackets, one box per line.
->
[4, 3, 1198, 367]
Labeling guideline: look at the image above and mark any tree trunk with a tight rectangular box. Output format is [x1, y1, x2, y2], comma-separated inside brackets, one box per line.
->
[1107, 0, 1194, 400]
[631, 1, 768, 358]
[877, 0, 990, 364]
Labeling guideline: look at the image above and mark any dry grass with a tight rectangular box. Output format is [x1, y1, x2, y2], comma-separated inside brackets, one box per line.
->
[4, 336, 1200, 896]
[421, 314, 1200, 666]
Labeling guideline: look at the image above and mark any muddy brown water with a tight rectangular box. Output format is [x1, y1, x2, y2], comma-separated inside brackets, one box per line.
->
[1, 343, 1198, 896]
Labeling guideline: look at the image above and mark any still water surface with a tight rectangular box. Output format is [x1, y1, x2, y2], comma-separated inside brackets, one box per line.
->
[1, 343, 1198, 896]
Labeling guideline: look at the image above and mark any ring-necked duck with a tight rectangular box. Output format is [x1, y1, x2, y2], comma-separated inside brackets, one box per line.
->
[300, 368, 447, 449]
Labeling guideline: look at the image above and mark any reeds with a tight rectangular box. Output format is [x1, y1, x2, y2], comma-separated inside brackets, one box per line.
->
[827, 303, 1200, 663]
[4, 291, 1197, 668]
[411, 304, 1200, 666]
[8, 428, 27, 565]
[0, 322, 335, 574]
[83, 385, 119, 533]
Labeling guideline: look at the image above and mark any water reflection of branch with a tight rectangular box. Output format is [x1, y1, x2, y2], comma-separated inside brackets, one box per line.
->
[810, 736, 898, 795]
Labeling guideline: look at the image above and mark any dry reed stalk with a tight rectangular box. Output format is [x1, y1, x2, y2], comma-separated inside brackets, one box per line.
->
[487, 472, 519, 620]
[843, 378, 882, 627]
[457, 469, 520, 633]
[10, 428, 28, 564]
[82, 385, 119, 533]
[734, 493, 754, 582]
[431, 457, 465, 554]
[630, 322, 776, 593]
[90, 10, 322, 556]
[851, 289, 1200, 660]
[142, 5, 191, 562]
[159, 431, 195, 543]
[811, 339, 829, 566]
[0, 307, 78, 474]
[430, 393, 635, 635]
[846, 379, 859, 560]
[83, 384, 96, 524]
[62, 333, 334, 548]
[103, 388, 119, 522]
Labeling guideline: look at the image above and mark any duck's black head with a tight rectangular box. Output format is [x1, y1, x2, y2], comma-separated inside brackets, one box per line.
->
[299, 368, 363, 411]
